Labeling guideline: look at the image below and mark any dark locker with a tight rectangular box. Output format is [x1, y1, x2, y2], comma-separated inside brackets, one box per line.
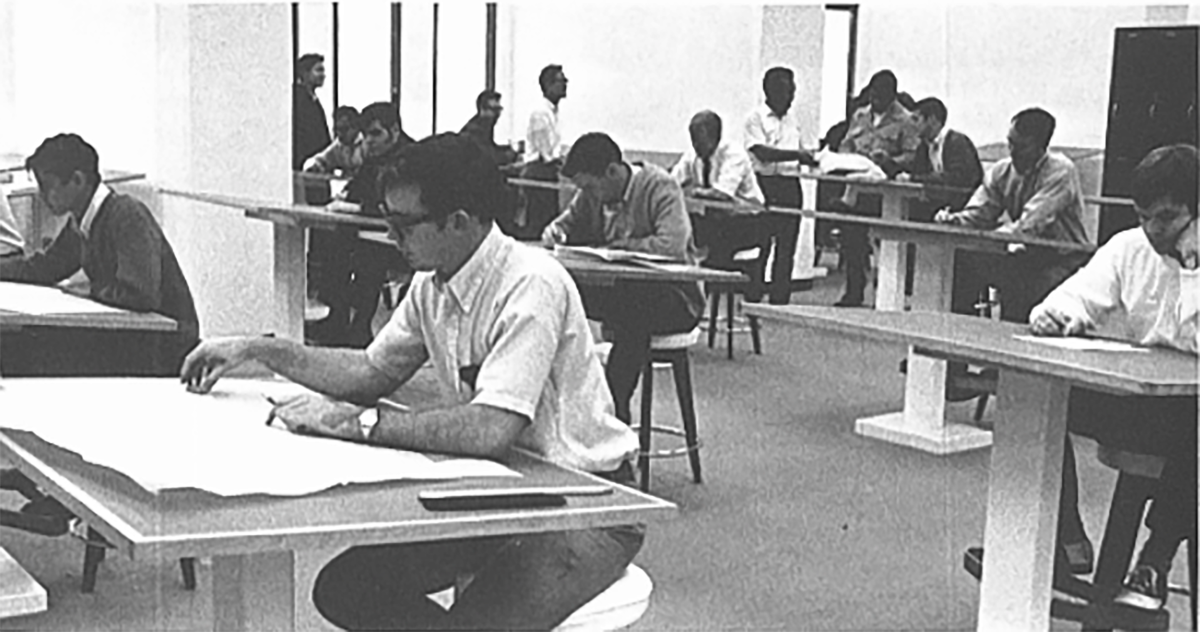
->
[1100, 26, 1198, 244]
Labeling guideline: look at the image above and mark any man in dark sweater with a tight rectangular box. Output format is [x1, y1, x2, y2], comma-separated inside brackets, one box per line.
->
[0, 133, 199, 374]
[293, 53, 331, 171]
[307, 102, 412, 348]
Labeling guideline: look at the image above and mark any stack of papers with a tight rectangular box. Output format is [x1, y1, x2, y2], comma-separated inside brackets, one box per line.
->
[1013, 334, 1149, 353]
[553, 245, 679, 266]
[0, 379, 519, 496]
[0, 281, 120, 315]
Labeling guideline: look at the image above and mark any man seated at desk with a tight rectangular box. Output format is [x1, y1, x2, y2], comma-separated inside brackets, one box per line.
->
[0, 182, 26, 258]
[307, 101, 413, 348]
[303, 105, 364, 178]
[0, 133, 199, 373]
[670, 110, 769, 298]
[1031, 143, 1197, 611]
[542, 132, 705, 424]
[934, 107, 1091, 324]
[181, 133, 642, 631]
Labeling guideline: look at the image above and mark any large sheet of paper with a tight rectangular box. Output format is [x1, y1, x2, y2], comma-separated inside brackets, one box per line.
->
[815, 149, 887, 181]
[0, 281, 122, 315]
[1013, 334, 1150, 353]
[0, 378, 519, 496]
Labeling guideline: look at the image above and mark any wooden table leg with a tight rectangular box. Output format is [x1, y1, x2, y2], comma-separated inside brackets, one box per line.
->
[976, 369, 1069, 631]
[212, 550, 296, 632]
[855, 242, 992, 453]
[272, 222, 306, 341]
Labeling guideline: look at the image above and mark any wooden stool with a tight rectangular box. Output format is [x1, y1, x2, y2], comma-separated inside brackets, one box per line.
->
[553, 564, 653, 632]
[705, 247, 765, 360]
[633, 329, 703, 492]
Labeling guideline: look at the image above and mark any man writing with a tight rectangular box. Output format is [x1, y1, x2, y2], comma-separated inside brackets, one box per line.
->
[543, 132, 704, 424]
[934, 107, 1090, 323]
[182, 133, 641, 631]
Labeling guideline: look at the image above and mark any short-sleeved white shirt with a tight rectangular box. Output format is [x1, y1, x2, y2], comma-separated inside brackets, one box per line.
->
[743, 104, 805, 177]
[366, 225, 638, 472]
[670, 142, 765, 204]
[525, 97, 564, 163]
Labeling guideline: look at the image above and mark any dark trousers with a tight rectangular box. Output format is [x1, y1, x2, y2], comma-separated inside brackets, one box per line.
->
[312, 523, 645, 631]
[755, 174, 802, 305]
[1059, 390, 1198, 563]
[951, 249, 1088, 324]
[839, 194, 883, 302]
[309, 228, 406, 347]
[579, 282, 702, 423]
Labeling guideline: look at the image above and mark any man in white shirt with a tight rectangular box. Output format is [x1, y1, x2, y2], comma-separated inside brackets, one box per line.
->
[744, 67, 817, 304]
[518, 64, 570, 240]
[181, 133, 642, 631]
[1030, 144, 1197, 612]
[672, 110, 770, 297]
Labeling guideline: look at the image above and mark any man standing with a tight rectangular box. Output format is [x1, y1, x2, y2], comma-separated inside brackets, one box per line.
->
[744, 66, 817, 305]
[672, 110, 769, 296]
[834, 69, 921, 307]
[182, 133, 642, 631]
[935, 107, 1090, 323]
[307, 102, 413, 348]
[1, 134, 199, 373]
[543, 132, 704, 424]
[520, 64, 569, 240]
[293, 53, 331, 171]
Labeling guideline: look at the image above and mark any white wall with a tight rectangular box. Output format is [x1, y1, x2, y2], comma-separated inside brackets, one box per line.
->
[855, 4, 1164, 149]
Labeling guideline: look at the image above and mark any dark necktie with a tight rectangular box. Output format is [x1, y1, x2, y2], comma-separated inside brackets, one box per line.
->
[701, 156, 712, 188]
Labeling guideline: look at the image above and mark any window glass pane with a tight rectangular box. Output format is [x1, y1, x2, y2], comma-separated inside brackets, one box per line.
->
[339, 3, 392, 115]
[434, 3, 486, 135]
[400, 3, 435, 138]
[296, 2, 334, 112]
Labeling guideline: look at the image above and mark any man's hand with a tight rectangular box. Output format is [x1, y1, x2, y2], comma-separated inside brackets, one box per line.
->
[180, 337, 256, 393]
[58, 284, 90, 299]
[690, 187, 732, 202]
[933, 209, 958, 224]
[542, 223, 567, 247]
[893, 173, 912, 183]
[268, 393, 366, 441]
[326, 200, 360, 214]
[1030, 306, 1089, 337]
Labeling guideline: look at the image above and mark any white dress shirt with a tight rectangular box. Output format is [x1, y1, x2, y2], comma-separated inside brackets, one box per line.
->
[525, 97, 564, 163]
[743, 104, 805, 177]
[367, 225, 638, 472]
[1032, 227, 1199, 354]
[928, 126, 948, 174]
[669, 142, 764, 204]
[79, 183, 113, 238]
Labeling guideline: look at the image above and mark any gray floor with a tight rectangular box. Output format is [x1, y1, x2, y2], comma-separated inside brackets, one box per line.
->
[2, 264, 1193, 631]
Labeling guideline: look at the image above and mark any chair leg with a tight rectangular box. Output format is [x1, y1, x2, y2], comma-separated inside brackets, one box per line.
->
[707, 291, 719, 349]
[670, 352, 702, 484]
[749, 314, 762, 355]
[181, 557, 197, 590]
[1189, 533, 1196, 631]
[973, 393, 990, 422]
[81, 527, 106, 594]
[725, 291, 735, 360]
[638, 361, 654, 493]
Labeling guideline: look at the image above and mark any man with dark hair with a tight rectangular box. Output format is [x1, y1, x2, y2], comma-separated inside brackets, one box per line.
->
[1027, 144, 1197, 610]
[833, 69, 922, 307]
[743, 66, 817, 305]
[1, 133, 199, 372]
[307, 101, 413, 348]
[519, 64, 569, 239]
[461, 89, 518, 168]
[293, 53, 331, 170]
[543, 132, 704, 424]
[181, 133, 642, 631]
[303, 105, 363, 177]
[935, 107, 1090, 324]
[902, 96, 983, 212]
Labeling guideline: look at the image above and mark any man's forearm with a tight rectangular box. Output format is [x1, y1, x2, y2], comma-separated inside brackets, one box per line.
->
[749, 145, 812, 165]
[370, 403, 528, 459]
[250, 338, 398, 404]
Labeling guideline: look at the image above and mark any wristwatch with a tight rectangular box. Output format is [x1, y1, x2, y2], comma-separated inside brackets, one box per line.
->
[358, 407, 379, 441]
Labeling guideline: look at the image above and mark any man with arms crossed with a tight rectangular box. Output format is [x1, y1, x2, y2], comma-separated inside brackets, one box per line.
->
[181, 133, 641, 631]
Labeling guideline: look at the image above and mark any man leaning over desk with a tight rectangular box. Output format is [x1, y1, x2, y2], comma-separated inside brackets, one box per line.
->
[542, 132, 705, 426]
[181, 133, 642, 631]
[935, 107, 1091, 324]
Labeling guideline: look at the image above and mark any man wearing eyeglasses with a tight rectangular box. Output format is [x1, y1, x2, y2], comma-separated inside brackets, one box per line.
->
[181, 133, 642, 631]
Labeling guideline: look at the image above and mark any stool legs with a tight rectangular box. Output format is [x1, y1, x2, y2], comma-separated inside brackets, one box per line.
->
[670, 352, 702, 484]
[638, 361, 655, 493]
[726, 293, 735, 360]
[707, 293, 720, 350]
[82, 527, 106, 593]
[749, 315, 762, 355]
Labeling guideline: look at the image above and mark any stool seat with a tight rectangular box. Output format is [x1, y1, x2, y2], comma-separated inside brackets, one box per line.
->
[553, 564, 653, 632]
[651, 328, 700, 350]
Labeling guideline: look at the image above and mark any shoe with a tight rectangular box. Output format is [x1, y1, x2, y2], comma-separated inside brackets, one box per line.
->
[1061, 539, 1094, 576]
[834, 293, 865, 308]
[1113, 564, 1168, 611]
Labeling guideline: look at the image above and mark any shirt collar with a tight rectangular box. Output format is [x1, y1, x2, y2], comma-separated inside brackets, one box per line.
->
[79, 183, 112, 238]
[763, 103, 788, 121]
[932, 126, 949, 148]
[440, 223, 505, 314]
[620, 162, 640, 205]
[543, 96, 558, 115]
